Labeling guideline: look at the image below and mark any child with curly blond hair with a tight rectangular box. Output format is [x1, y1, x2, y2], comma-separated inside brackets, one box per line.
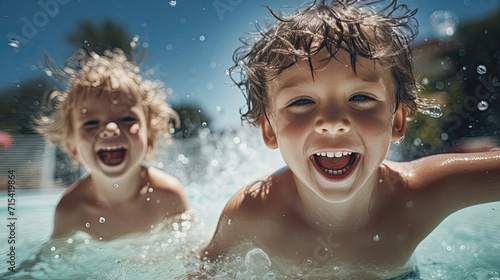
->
[36, 48, 189, 240]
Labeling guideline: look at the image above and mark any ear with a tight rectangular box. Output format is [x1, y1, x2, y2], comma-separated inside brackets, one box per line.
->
[259, 116, 278, 149]
[391, 105, 407, 141]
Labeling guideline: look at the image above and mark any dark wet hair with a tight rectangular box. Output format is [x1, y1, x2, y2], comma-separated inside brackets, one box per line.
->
[230, 0, 421, 126]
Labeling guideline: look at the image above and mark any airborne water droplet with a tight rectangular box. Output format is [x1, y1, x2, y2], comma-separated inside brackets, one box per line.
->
[8, 38, 20, 48]
[418, 99, 443, 118]
[476, 65, 487, 75]
[373, 234, 381, 242]
[169, 0, 177, 7]
[99, 217, 106, 223]
[423, 105, 443, 118]
[477, 101, 489, 111]
[85, 222, 91, 228]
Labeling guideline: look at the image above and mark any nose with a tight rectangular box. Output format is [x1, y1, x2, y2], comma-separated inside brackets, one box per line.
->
[313, 106, 351, 135]
[99, 122, 121, 138]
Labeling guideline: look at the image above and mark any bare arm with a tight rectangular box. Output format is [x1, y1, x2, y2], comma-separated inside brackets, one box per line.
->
[406, 150, 500, 220]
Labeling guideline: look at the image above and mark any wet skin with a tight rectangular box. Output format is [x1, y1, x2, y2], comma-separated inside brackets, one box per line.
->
[202, 51, 500, 278]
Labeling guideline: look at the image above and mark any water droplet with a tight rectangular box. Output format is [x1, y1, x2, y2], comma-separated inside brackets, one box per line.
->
[199, 35, 206, 41]
[429, 10, 459, 37]
[50, 246, 56, 251]
[227, 219, 232, 225]
[202, 122, 207, 127]
[476, 65, 487, 75]
[8, 38, 20, 48]
[378, 179, 383, 183]
[81, 108, 87, 114]
[477, 101, 489, 111]
[333, 266, 340, 272]
[146, 197, 150, 201]
[99, 217, 106, 223]
[85, 222, 91, 228]
[67, 238, 74, 244]
[216, 105, 222, 112]
[165, 43, 173, 51]
[113, 183, 119, 188]
[169, 0, 177, 7]
[148, 187, 153, 193]
[373, 234, 381, 242]
[418, 99, 443, 118]
[406, 200, 414, 208]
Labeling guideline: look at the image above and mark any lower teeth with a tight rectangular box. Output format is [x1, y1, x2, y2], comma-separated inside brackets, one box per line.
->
[323, 164, 352, 175]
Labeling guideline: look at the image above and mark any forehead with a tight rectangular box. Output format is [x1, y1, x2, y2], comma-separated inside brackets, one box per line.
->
[69, 89, 143, 117]
[269, 49, 395, 93]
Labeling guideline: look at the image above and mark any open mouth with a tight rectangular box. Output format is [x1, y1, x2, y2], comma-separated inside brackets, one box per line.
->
[97, 146, 127, 166]
[313, 151, 358, 178]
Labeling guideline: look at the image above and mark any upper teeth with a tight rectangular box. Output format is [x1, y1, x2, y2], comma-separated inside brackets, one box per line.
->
[100, 146, 123, 151]
[316, 151, 352, 158]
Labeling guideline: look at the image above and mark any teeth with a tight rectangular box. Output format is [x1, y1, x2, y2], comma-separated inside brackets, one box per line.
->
[316, 151, 352, 158]
[323, 164, 352, 175]
[100, 146, 123, 151]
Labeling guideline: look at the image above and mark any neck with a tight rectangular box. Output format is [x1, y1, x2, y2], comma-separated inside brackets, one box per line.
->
[88, 166, 148, 206]
[296, 172, 379, 232]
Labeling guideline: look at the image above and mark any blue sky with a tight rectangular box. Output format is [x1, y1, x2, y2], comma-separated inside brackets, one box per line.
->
[1, 0, 499, 130]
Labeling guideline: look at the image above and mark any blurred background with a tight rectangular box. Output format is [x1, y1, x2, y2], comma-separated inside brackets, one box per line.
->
[0, 0, 499, 189]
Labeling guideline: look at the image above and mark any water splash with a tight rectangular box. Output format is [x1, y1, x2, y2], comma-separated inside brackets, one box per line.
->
[418, 98, 443, 118]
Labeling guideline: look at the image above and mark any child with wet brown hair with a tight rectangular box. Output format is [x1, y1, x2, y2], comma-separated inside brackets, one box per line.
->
[36, 48, 190, 240]
[201, 1, 500, 278]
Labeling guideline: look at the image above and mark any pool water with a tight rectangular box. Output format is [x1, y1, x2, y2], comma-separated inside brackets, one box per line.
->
[1, 128, 500, 279]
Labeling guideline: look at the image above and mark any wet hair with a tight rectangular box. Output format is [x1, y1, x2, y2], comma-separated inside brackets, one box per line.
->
[35, 48, 179, 155]
[230, 0, 423, 126]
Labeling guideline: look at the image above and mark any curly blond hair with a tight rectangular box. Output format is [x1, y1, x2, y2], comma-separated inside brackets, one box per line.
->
[35, 48, 179, 156]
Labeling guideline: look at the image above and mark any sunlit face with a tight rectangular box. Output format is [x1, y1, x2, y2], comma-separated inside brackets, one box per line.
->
[261, 50, 406, 202]
[67, 92, 150, 178]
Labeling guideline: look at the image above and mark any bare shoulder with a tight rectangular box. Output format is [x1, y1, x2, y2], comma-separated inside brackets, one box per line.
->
[224, 166, 296, 220]
[147, 167, 184, 192]
[146, 167, 189, 212]
[52, 178, 89, 238]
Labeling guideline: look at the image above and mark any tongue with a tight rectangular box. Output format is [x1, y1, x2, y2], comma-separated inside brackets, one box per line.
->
[98, 149, 125, 166]
[315, 155, 350, 170]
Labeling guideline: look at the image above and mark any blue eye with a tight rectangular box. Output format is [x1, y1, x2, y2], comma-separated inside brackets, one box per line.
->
[350, 94, 373, 102]
[289, 98, 314, 107]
